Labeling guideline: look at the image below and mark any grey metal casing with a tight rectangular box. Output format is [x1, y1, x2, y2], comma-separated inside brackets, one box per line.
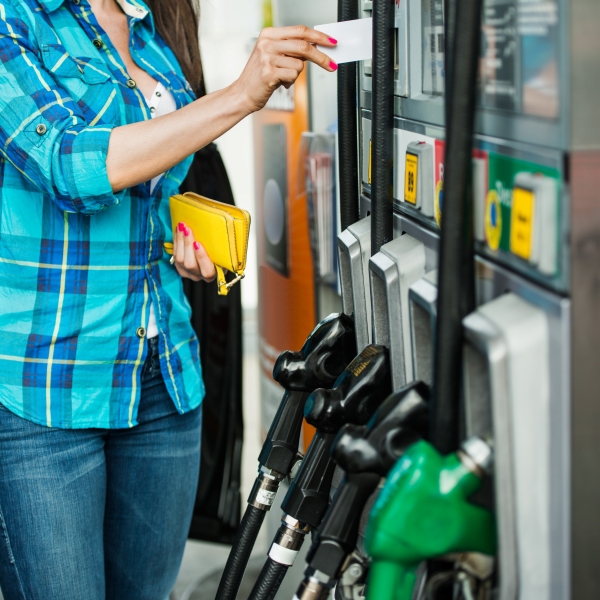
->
[369, 235, 427, 390]
[338, 217, 372, 352]
[463, 290, 569, 600]
[408, 270, 438, 387]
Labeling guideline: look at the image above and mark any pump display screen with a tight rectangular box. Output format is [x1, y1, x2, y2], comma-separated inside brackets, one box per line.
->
[510, 187, 535, 260]
[479, 0, 560, 118]
[421, 0, 445, 96]
[405, 153, 419, 205]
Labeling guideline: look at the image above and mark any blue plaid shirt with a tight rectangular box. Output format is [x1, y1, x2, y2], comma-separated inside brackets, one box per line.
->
[0, 0, 205, 428]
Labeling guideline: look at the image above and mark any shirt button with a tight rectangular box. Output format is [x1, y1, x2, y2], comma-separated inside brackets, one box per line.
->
[35, 124, 47, 136]
[73, 0, 80, 5]
[150, 107, 155, 113]
[147, 263, 152, 271]
[126, 79, 137, 89]
[155, 91, 161, 97]
[77, 64, 84, 74]
[136, 327, 146, 339]
[93, 38, 103, 49]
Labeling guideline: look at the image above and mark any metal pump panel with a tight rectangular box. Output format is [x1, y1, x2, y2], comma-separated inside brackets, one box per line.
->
[369, 235, 426, 390]
[408, 270, 438, 387]
[463, 293, 552, 600]
[338, 217, 373, 352]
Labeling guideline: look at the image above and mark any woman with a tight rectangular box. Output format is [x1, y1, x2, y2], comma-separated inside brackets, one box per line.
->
[0, 0, 336, 598]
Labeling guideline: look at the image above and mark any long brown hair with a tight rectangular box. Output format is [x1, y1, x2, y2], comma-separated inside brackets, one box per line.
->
[145, 0, 204, 96]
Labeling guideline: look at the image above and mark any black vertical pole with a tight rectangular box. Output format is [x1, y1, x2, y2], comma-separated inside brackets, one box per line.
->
[338, 0, 360, 231]
[430, 0, 481, 454]
[371, 0, 395, 255]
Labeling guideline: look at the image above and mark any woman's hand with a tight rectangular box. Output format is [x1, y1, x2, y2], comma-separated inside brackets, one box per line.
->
[172, 222, 217, 283]
[234, 26, 337, 113]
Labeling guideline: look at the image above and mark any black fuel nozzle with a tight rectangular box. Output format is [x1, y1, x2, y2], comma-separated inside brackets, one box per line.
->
[281, 344, 393, 527]
[295, 382, 430, 599]
[217, 315, 356, 600]
[245, 345, 392, 600]
[253, 313, 356, 505]
[273, 312, 357, 392]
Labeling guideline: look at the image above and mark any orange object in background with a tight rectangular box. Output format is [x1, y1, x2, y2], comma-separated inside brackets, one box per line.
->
[254, 70, 317, 452]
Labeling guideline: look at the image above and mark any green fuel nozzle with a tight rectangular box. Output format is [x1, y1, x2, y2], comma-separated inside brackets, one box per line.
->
[364, 437, 496, 600]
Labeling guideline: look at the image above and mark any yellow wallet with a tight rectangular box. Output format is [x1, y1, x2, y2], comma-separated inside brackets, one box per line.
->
[163, 192, 251, 296]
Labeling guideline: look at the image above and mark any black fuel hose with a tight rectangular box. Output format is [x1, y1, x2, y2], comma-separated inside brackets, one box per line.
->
[337, 0, 360, 231]
[370, 0, 395, 255]
[247, 557, 289, 600]
[430, 0, 482, 454]
[215, 505, 266, 600]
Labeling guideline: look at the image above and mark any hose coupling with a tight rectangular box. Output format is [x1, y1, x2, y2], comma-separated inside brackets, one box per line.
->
[293, 576, 331, 600]
[248, 471, 282, 511]
[458, 436, 494, 480]
[268, 515, 311, 566]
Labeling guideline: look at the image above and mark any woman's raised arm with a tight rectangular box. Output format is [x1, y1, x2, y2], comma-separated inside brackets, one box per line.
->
[106, 25, 336, 192]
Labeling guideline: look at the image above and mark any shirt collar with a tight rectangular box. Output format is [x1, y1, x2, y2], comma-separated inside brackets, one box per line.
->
[40, 0, 154, 30]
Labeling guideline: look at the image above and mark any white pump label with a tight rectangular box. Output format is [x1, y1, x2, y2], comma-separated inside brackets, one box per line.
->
[256, 488, 277, 506]
[269, 543, 299, 566]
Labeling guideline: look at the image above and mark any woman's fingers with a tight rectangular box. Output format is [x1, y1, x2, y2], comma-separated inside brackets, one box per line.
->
[271, 39, 336, 71]
[273, 55, 306, 73]
[193, 241, 217, 282]
[172, 222, 217, 283]
[261, 25, 336, 48]
[175, 222, 186, 265]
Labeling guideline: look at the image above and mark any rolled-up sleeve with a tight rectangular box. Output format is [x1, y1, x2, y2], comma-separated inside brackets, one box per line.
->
[0, 0, 124, 214]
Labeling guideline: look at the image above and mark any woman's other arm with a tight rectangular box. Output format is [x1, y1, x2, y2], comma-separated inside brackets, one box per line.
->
[106, 26, 336, 192]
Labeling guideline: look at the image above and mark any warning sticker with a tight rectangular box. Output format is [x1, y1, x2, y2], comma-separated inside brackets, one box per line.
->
[405, 153, 418, 204]
[485, 190, 502, 251]
[510, 187, 535, 260]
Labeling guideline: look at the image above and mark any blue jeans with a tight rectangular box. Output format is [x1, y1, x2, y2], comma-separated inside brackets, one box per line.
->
[0, 338, 202, 600]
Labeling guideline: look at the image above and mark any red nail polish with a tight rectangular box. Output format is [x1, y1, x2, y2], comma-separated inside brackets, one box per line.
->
[329, 37, 338, 45]
[178, 222, 185, 232]
[193, 241, 200, 251]
[184, 226, 190, 237]
[330, 61, 338, 71]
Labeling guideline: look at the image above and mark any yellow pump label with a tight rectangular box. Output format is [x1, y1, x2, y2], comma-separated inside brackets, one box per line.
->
[510, 187, 535, 260]
[405, 153, 419, 205]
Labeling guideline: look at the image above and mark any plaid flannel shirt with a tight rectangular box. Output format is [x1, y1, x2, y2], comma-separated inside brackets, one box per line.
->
[0, 0, 205, 428]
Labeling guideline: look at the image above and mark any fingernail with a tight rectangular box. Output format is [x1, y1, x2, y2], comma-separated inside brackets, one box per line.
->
[330, 61, 338, 71]
[184, 226, 190, 237]
[329, 37, 338, 45]
[193, 241, 200, 251]
[178, 222, 185, 232]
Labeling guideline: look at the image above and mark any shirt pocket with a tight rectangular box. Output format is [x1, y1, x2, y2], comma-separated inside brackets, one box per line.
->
[41, 44, 110, 84]
[40, 44, 120, 125]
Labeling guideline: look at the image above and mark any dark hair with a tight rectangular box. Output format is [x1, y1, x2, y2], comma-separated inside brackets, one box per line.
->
[145, 0, 204, 96]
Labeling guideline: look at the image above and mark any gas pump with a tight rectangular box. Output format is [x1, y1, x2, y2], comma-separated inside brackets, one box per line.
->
[246, 345, 392, 600]
[362, 0, 499, 596]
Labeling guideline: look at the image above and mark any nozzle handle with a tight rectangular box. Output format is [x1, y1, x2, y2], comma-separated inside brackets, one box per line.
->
[280, 431, 338, 527]
[258, 390, 309, 475]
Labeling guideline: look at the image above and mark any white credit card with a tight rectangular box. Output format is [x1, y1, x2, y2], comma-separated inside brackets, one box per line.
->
[315, 17, 373, 65]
